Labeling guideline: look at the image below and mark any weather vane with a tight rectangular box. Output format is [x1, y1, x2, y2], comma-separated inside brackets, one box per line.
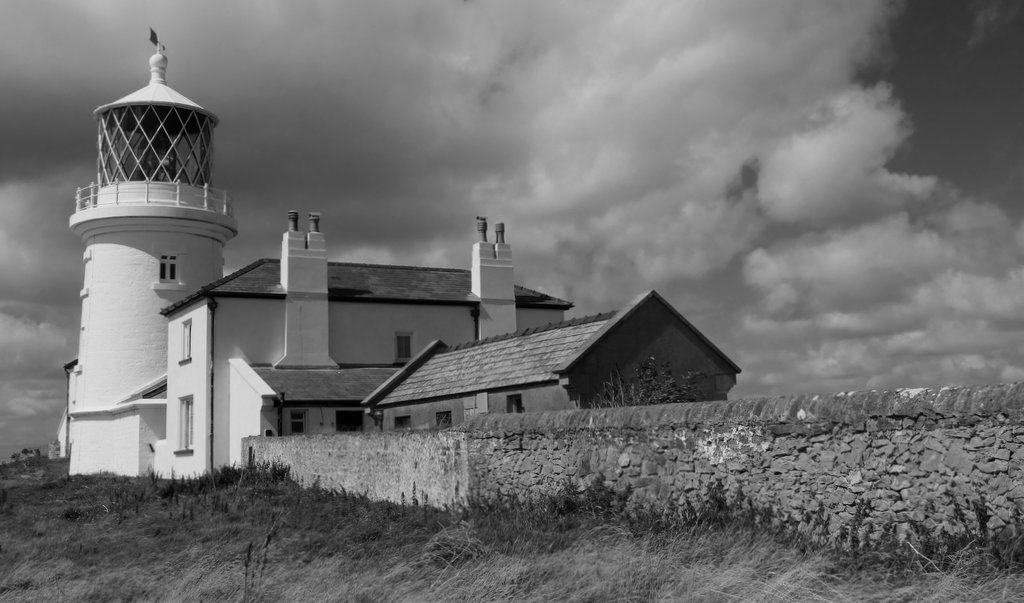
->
[149, 27, 166, 53]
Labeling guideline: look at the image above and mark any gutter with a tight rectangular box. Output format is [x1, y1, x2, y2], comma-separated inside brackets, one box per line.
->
[208, 297, 218, 472]
[276, 392, 285, 436]
[62, 360, 75, 456]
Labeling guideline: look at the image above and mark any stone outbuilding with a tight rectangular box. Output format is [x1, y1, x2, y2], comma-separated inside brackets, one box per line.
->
[362, 291, 741, 430]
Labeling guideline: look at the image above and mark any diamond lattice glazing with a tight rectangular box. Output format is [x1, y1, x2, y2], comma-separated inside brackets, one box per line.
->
[97, 105, 214, 186]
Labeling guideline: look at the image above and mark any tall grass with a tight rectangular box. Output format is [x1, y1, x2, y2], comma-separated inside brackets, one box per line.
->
[2, 457, 1023, 602]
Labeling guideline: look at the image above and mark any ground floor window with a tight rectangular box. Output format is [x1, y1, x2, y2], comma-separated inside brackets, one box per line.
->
[506, 394, 524, 414]
[289, 410, 307, 434]
[336, 410, 363, 432]
[179, 397, 194, 449]
[435, 411, 452, 428]
[394, 415, 411, 429]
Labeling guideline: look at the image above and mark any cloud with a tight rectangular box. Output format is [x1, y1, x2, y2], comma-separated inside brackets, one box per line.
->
[0, 313, 74, 380]
[737, 197, 1024, 395]
[968, 0, 1021, 47]
[758, 84, 937, 224]
[744, 212, 954, 316]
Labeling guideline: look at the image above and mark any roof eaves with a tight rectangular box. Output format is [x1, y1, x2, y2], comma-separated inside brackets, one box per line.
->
[513, 284, 574, 308]
[362, 339, 448, 407]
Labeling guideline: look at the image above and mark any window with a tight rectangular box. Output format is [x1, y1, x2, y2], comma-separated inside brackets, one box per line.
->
[179, 397, 194, 449]
[336, 410, 363, 432]
[435, 411, 452, 428]
[159, 254, 178, 282]
[395, 332, 413, 362]
[506, 394, 524, 414]
[181, 319, 192, 361]
[289, 410, 306, 435]
[394, 415, 411, 429]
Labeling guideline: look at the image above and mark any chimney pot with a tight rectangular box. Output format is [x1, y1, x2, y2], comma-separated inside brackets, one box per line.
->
[287, 211, 299, 232]
[476, 216, 488, 242]
[309, 212, 321, 233]
[495, 222, 505, 244]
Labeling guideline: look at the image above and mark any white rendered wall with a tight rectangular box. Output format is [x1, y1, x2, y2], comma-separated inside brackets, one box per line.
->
[227, 358, 275, 465]
[75, 229, 225, 408]
[328, 302, 476, 364]
[70, 411, 142, 476]
[160, 302, 212, 477]
[210, 297, 285, 466]
[515, 307, 567, 331]
[198, 296, 533, 469]
[137, 406, 165, 475]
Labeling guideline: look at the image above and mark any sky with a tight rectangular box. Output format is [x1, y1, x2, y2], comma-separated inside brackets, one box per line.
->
[2, 0, 1024, 457]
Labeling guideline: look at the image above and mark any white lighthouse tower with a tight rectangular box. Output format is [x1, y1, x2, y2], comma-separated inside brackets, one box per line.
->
[67, 46, 237, 475]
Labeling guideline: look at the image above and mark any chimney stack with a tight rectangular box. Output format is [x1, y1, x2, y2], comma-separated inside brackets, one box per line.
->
[276, 210, 335, 368]
[471, 218, 516, 338]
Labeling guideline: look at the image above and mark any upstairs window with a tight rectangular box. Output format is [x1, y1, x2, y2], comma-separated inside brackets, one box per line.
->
[395, 332, 413, 362]
[159, 255, 178, 282]
[181, 319, 192, 361]
[506, 394, 524, 414]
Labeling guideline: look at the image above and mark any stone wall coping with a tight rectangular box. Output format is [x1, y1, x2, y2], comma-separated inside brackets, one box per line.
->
[455, 382, 1024, 434]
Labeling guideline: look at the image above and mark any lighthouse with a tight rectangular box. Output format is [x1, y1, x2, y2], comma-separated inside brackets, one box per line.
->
[67, 45, 237, 475]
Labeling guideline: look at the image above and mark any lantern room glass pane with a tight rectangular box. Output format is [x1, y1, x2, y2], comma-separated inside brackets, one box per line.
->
[97, 105, 214, 186]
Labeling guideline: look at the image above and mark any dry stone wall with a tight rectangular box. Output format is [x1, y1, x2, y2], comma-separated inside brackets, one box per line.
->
[247, 382, 1024, 546]
[460, 383, 1024, 545]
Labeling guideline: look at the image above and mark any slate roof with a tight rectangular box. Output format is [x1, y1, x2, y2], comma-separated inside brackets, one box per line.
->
[162, 258, 572, 316]
[367, 313, 615, 406]
[252, 366, 398, 402]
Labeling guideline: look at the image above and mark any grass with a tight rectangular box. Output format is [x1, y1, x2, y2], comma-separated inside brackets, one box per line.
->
[1, 457, 1023, 602]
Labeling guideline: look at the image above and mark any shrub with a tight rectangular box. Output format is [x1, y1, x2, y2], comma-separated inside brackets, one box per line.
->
[594, 357, 706, 407]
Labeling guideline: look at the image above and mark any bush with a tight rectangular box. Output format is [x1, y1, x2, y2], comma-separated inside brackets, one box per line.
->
[594, 357, 706, 407]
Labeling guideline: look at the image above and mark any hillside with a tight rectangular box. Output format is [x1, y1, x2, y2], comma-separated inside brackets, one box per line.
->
[0, 457, 1021, 602]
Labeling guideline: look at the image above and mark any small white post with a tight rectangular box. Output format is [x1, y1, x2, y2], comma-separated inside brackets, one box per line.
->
[203, 183, 209, 210]
[175, 180, 181, 206]
[145, 180, 150, 204]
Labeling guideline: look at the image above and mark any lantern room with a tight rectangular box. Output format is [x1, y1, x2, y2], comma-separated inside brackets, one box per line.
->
[93, 52, 219, 187]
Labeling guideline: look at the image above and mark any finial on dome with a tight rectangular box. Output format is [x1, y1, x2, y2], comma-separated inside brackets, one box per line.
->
[148, 27, 167, 84]
[149, 52, 168, 84]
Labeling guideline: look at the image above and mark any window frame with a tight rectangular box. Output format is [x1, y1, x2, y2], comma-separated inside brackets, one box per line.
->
[435, 410, 452, 428]
[506, 394, 524, 414]
[395, 332, 413, 362]
[181, 319, 192, 362]
[159, 254, 179, 283]
[289, 410, 307, 435]
[179, 396, 194, 450]
[335, 410, 363, 432]
[394, 415, 412, 430]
